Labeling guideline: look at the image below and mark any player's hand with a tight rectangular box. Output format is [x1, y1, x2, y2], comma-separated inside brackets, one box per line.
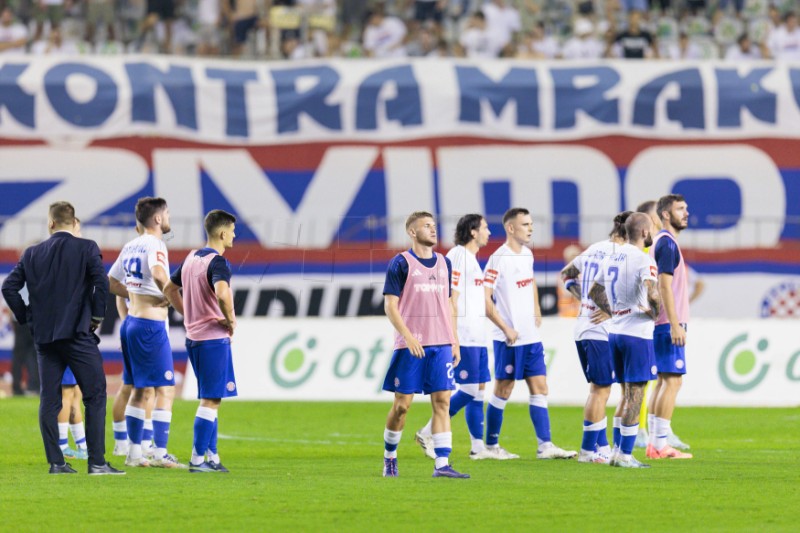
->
[639, 306, 657, 320]
[504, 328, 519, 346]
[156, 297, 171, 308]
[218, 317, 236, 336]
[452, 345, 461, 368]
[405, 336, 425, 358]
[591, 309, 612, 324]
[90, 318, 102, 332]
[671, 323, 686, 347]
[535, 315, 542, 328]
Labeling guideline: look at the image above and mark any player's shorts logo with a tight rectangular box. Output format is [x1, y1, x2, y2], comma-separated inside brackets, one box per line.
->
[675, 359, 685, 370]
[505, 364, 514, 374]
[226, 381, 236, 392]
[459, 370, 468, 380]
[394, 377, 400, 387]
[650, 365, 657, 376]
[611, 371, 616, 380]
[164, 370, 174, 380]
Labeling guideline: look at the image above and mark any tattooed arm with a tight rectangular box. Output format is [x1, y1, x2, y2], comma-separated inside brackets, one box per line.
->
[560, 263, 582, 300]
[589, 282, 612, 316]
[643, 279, 661, 320]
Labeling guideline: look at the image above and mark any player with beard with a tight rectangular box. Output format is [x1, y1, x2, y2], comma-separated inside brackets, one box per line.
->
[646, 194, 693, 460]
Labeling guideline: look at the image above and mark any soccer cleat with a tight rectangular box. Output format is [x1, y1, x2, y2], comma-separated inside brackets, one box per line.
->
[382, 457, 398, 477]
[72, 447, 88, 460]
[112, 442, 129, 457]
[667, 432, 691, 450]
[610, 454, 650, 468]
[469, 448, 495, 460]
[208, 461, 229, 473]
[62, 447, 78, 459]
[143, 445, 157, 460]
[124, 455, 150, 467]
[537, 443, 578, 460]
[486, 446, 520, 460]
[189, 461, 219, 473]
[432, 465, 470, 478]
[415, 430, 436, 460]
[150, 453, 189, 468]
[646, 444, 692, 459]
[578, 450, 609, 464]
[634, 429, 649, 448]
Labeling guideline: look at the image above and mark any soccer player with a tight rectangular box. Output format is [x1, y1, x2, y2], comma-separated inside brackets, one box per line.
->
[588, 212, 660, 468]
[109, 197, 184, 468]
[415, 214, 494, 461]
[163, 210, 238, 473]
[57, 369, 88, 460]
[560, 211, 631, 464]
[483, 208, 576, 460]
[646, 194, 693, 460]
[381, 211, 469, 479]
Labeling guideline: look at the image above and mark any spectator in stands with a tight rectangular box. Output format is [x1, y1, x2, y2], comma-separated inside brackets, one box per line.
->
[607, 9, 658, 58]
[362, 6, 407, 57]
[460, 10, 499, 58]
[195, 0, 222, 56]
[666, 32, 701, 59]
[224, 0, 258, 56]
[412, 0, 444, 35]
[340, 0, 368, 41]
[562, 17, 604, 59]
[31, 25, 78, 53]
[724, 33, 766, 61]
[84, 0, 115, 48]
[297, 0, 337, 57]
[768, 11, 800, 61]
[33, 0, 66, 42]
[717, 0, 744, 17]
[483, 0, 521, 53]
[0, 6, 28, 55]
[516, 20, 559, 59]
[407, 25, 439, 56]
[136, 0, 177, 52]
[619, 0, 647, 13]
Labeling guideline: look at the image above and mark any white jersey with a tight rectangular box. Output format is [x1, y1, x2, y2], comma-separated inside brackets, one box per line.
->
[447, 245, 486, 346]
[571, 239, 621, 341]
[594, 243, 657, 340]
[111, 234, 169, 298]
[484, 244, 541, 345]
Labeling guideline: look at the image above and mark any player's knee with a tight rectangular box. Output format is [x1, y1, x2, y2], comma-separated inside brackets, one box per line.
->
[393, 402, 410, 417]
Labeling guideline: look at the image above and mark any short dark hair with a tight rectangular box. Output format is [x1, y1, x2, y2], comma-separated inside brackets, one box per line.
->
[625, 212, 651, 242]
[204, 209, 237, 236]
[49, 201, 75, 226]
[636, 200, 656, 214]
[609, 210, 632, 239]
[454, 214, 484, 246]
[135, 197, 168, 227]
[656, 194, 686, 221]
[502, 207, 530, 226]
[405, 211, 434, 230]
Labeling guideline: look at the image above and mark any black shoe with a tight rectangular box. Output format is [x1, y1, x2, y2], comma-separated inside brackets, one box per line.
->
[208, 461, 229, 473]
[49, 462, 77, 474]
[88, 462, 126, 475]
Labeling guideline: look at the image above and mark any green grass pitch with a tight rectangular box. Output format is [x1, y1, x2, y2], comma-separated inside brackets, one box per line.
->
[1, 399, 798, 531]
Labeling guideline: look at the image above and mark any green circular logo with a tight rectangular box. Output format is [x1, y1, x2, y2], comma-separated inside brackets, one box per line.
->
[719, 333, 770, 393]
[269, 332, 318, 388]
[733, 350, 756, 375]
[284, 348, 305, 372]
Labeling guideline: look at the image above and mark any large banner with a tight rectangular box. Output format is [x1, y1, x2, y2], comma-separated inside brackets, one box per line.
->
[1, 58, 798, 319]
[181, 317, 800, 407]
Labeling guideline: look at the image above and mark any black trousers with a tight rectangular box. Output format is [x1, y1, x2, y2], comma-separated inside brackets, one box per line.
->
[36, 333, 107, 466]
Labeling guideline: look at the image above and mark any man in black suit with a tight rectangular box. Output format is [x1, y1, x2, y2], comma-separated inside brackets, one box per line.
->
[1, 201, 124, 475]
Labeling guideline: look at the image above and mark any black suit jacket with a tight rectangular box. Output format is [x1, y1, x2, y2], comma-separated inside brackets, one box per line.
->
[1, 231, 108, 345]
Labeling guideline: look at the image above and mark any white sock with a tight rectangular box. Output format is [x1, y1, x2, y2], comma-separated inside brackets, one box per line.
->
[208, 453, 221, 463]
[113, 421, 127, 445]
[613, 417, 622, 449]
[648, 414, 657, 446]
[470, 437, 485, 454]
[655, 417, 671, 450]
[191, 447, 205, 466]
[58, 422, 69, 449]
[419, 419, 433, 438]
[70, 422, 87, 449]
[383, 428, 402, 459]
[432, 432, 452, 469]
[129, 444, 142, 459]
[143, 418, 154, 447]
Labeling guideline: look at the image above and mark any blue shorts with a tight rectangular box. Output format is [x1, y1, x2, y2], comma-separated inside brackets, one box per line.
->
[576, 339, 616, 386]
[186, 338, 237, 400]
[382, 345, 456, 395]
[125, 316, 174, 388]
[493, 341, 547, 380]
[62, 366, 77, 386]
[120, 316, 133, 386]
[654, 324, 687, 375]
[609, 333, 657, 384]
[454, 346, 491, 385]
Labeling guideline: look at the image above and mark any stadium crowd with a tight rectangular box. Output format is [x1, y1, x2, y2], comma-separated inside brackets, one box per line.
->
[0, 0, 797, 60]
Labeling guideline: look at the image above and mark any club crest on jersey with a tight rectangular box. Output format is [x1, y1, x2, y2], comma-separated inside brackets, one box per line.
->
[394, 377, 400, 387]
[505, 364, 514, 374]
[459, 370, 468, 380]
[226, 381, 236, 392]
[675, 359, 685, 370]
[651, 365, 657, 376]
[164, 370, 174, 380]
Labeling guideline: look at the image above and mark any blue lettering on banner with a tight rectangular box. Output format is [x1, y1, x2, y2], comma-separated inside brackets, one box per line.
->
[126, 63, 197, 130]
[788, 68, 800, 109]
[272, 66, 342, 134]
[551, 66, 619, 129]
[206, 67, 258, 137]
[633, 68, 704, 129]
[44, 63, 117, 127]
[0, 63, 34, 128]
[355, 65, 422, 130]
[456, 66, 539, 126]
[673, 178, 741, 230]
[716, 68, 776, 127]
